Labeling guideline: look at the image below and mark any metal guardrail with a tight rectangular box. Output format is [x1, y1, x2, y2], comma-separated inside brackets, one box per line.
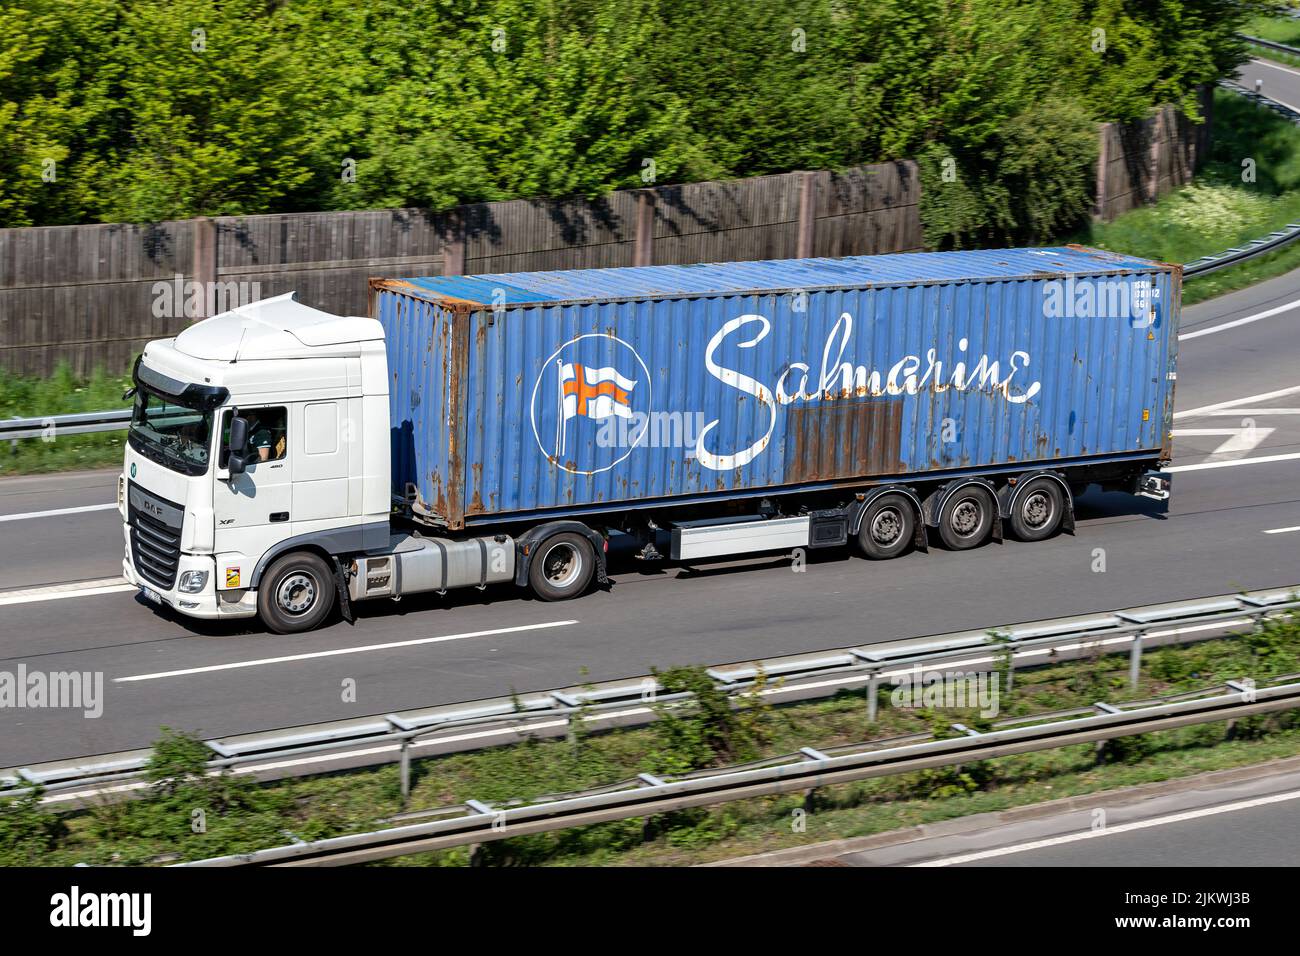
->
[0, 408, 130, 442]
[178, 675, 1300, 866]
[1241, 34, 1300, 58]
[4, 585, 1296, 805]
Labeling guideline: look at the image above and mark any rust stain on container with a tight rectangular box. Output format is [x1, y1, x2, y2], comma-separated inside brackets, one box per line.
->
[786, 399, 906, 482]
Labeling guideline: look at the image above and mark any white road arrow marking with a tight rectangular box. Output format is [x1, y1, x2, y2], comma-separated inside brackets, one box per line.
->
[1175, 385, 1300, 419]
[1171, 426, 1274, 457]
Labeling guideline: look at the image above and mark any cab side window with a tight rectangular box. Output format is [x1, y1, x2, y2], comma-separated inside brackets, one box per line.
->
[244, 407, 288, 463]
[219, 407, 288, 468]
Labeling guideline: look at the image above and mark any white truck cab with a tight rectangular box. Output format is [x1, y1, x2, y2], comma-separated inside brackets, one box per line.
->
[121, 293, 397, 629]
[122, 291, 600, 633]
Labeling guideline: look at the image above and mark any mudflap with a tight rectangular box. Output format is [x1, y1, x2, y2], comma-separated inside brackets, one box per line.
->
[331, 555, 355, 625]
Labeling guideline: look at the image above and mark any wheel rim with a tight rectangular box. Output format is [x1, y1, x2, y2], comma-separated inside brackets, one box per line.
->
[1022, 490, 1054, 529]
[277, 571, 318, 615]
[870, 506, 904, 546]
[541, 542, 583, 590]
[949, 496, 984, 538]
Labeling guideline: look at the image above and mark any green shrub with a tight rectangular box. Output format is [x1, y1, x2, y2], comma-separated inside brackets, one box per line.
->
[0, 788, 66, 865]
[0, 0, 1266, 251]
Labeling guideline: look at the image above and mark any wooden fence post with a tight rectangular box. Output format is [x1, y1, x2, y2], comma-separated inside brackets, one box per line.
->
[633, 190, 655, 267]
[796, 172, 816, 258]
[192, 217, 217, 320]
[443, 210, 465, 276]
[1093, 125, 1111, 222]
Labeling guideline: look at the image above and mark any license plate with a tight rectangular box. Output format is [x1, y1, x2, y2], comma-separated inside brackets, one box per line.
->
[141, 587, 162, 605]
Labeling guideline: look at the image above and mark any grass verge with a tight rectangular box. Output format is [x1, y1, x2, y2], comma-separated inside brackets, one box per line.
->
[1244, 14, 1300, 47]
[4, 612, 1299, 867]
[0, 364, 132, 476]
[1247, 41, 1300, 72]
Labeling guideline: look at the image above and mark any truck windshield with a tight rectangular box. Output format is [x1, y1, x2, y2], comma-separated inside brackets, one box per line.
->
[128, 389, 215, 476]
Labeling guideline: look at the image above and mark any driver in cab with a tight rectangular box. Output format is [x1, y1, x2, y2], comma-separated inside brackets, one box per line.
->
[243, 412, 285, 462]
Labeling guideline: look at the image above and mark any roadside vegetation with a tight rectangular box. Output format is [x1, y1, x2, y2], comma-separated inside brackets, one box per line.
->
[0, 0, 1264, 250]
[1074, 86, 1300, 305]
[0, 2, 1289, 472]
[4, 610, 1298, 867]
[0, 364, 131, 475]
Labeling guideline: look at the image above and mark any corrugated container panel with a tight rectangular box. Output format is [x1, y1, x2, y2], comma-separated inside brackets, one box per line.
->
[372, 247, 1178, 528]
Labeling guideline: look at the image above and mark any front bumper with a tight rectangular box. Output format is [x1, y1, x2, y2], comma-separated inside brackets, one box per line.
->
[122, 527, 256, 620]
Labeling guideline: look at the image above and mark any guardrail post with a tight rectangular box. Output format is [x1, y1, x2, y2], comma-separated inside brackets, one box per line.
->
[1129, 629, 1145, 689]
[399, 737, 411, 804]
[867, 668, 880, 723]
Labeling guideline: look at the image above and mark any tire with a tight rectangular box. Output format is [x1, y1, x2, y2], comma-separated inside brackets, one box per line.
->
[1008, 477, 1065, 542]
[257, 551, 336, 634]
[937, 483, 996, 551]
[528, 532, 596, 601]
[855, 493, 916, 560]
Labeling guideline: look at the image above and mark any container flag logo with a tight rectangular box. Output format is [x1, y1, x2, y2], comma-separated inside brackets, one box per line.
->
[531, 334, 653, 475]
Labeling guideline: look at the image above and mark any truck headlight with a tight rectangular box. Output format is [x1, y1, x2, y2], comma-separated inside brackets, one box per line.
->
[179, 570, 209, 593]
[117, 474, 126, 512]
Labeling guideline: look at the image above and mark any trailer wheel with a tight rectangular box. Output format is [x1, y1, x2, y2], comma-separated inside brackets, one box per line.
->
[528, 532, 596, 602]
[1009, 477, 1065, 542]
[855, 493, 916, 560]
[257, 551, 336, 634]
[937, 484, 996, 551]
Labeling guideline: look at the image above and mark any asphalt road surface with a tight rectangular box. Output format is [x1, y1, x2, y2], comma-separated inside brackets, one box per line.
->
[818, 762, 1300, 867]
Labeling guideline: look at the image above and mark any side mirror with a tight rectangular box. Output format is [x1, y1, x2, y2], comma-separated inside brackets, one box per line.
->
[224, 415, 250, 477]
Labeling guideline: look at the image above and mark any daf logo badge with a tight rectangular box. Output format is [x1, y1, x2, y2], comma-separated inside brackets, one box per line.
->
[130, 462, 137, 478]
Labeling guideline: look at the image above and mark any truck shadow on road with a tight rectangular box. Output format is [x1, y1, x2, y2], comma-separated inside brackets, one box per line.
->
[1072, 487, 1170, 522]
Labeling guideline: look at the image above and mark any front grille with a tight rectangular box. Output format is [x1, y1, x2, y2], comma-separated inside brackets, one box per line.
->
[128, 485, 183, 589]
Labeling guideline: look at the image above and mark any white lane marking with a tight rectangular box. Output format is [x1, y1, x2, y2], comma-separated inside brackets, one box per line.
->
[1236, 64, 1300, 111]
[912, 788, 1300, 866]
[1175, 385, 1300, 419]
[0, 577, 135, 607]
[114, 619, 581, 682]
[1171, 426, 1274, 457]
[1196, 408, 1300, 415]
[1248, 57, 1300, 83]
[1166, 451, 1300, 473]
[1263, 525, 1300, 535]
[0, 502, 117, 523]
[1179, 296, 1300, 342]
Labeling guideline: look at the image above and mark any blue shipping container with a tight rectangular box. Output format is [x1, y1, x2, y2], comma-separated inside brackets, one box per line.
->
[372, 246, 1178, 529]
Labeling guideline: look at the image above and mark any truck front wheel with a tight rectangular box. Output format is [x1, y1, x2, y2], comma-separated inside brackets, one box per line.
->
[258, 551, 337, 634]
[528, 532, 596, 601]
